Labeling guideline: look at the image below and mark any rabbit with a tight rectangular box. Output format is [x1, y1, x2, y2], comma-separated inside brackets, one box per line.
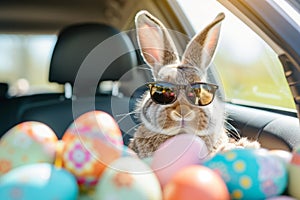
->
[129, 10, 260, 158]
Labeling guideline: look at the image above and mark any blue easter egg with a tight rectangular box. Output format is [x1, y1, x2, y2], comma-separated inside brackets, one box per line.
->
[204, 149, 287, 200]
[0, 163, 78, 200]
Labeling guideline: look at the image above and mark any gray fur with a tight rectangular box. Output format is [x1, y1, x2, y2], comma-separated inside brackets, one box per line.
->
[129, 10, 260, 158]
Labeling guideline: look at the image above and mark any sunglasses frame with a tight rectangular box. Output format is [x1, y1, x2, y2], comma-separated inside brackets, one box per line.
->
[147, 81, 219, 106]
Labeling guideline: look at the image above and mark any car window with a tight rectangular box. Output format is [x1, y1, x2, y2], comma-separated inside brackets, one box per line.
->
[174, 0, 296, 111]
[0, 34, 61, 96]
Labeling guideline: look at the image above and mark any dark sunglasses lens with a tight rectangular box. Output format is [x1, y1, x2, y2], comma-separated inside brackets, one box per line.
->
[150, 83, 176, 104]
[187, 83, 217, 106]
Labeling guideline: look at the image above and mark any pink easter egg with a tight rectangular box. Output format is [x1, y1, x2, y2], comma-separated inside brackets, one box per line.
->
[68, 110, 123, 146]
[151, 133, 209, 187]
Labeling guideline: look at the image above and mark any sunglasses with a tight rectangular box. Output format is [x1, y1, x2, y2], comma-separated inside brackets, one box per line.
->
[147, 81, 218, 106]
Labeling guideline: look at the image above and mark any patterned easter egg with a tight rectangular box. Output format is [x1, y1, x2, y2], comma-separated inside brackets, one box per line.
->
[205, 149, 288, 200]
[95, 157, 162, 200]
[61, 111, 123, 189]
[266, 196, 297, 200]
[288, 145, 300, 199]
[290, 145, 300, 166]
[0, 163, 78, 200]
[269, 150, 292, 165]
[0, 121, 58, 175]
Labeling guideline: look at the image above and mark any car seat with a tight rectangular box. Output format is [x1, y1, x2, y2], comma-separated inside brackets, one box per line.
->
[0, 83, 8, 100]
[4, 23, 138, 145]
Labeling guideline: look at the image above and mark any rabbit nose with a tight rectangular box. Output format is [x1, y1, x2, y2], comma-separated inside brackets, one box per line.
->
[177, 105, 190, 115]
[170, 105, 195, 121]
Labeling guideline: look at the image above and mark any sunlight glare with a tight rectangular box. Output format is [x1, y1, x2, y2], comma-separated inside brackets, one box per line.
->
[273, 0, 300, 26]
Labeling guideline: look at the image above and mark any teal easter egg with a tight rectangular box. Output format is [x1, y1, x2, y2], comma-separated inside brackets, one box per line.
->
[205, 149, 287, 200]
[0, 121, 58, 175]
[0, 163, 78, 200]
[95, 157, 162, 200]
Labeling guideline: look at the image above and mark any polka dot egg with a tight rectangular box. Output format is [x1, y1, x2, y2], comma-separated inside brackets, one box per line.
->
[204, 149, 287, 200]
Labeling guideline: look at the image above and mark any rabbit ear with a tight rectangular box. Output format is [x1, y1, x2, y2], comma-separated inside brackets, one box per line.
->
[182, 13, 225, 72]
[135, 10, 180, 77]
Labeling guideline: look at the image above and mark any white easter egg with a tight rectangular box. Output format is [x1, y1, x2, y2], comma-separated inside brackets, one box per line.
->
[95, 157, 162, 200]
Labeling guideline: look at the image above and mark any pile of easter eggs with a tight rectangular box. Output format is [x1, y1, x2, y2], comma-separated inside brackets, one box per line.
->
[0, 110, 299, 200]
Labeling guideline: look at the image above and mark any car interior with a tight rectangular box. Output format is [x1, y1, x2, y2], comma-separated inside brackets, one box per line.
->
[1, 0, 300, 199]
[0, 0, 299, 151]
[1, 22, 139, 146]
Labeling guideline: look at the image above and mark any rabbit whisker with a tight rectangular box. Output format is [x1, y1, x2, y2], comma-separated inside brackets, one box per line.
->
[224, 121, 241, 140]
[224, 120, 239, 133]
[126, 122, 142, 134]
[116, 111, 140, 123]
[224, 115, 234, 121]
[137, 67, 152, 72]
[116, 111, 139, 117]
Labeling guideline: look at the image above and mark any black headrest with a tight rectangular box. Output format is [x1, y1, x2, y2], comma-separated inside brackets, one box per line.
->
[49, 23, 137, 85]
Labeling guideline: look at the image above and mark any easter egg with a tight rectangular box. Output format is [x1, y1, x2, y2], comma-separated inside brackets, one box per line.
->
[121, 145, 138, 157]
[0, 163, 78, 200]
[64, 110, 123, 146]
[61, 111, 123, 189]
[205, 149, 288, 200]
[163, 165, 230, 200]
[290, 145, 300, 165]
[0, 121, 58, 175]
[95, 157, 162, 200]
[288, 145, 300, 199]
[266, 196, 298, 200]
[151, 133, 209, 187]
[142, 156, 153, 167]
[269, 150, 292, 165]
